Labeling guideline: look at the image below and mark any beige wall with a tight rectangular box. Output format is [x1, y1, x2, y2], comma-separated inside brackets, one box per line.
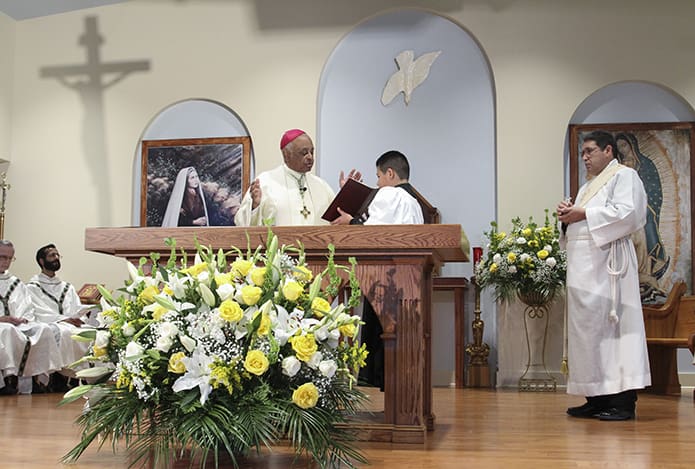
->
[0, 11, 13, 164]
[6, 0, 695, 287]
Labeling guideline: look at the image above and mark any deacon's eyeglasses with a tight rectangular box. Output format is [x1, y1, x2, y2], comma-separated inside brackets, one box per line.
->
[581, 146, 601, 157]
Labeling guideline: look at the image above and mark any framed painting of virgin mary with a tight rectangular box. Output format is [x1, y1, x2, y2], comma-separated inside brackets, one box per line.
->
[569, 122, 695, 303]
[140, 137, 251, 227]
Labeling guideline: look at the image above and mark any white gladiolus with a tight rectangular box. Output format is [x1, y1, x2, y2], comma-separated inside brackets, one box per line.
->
[307, 351, 323, 369]
[179, 334, 196, 352]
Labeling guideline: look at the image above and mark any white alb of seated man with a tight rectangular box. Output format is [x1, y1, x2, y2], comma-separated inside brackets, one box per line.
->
[0, 240, 63, 395]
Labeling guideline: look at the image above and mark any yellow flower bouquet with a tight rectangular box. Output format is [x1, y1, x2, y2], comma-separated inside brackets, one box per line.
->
[62, 230, 368, 468]
[475, 210, 567, 303]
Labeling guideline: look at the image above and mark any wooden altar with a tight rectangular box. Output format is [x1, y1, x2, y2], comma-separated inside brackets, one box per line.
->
[85, 225, 468, 443]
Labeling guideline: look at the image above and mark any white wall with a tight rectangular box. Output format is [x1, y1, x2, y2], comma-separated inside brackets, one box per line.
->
[3, 0, 695, 385]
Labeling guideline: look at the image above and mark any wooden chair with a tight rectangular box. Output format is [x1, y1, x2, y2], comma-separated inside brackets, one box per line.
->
[642, 280, 688, 395]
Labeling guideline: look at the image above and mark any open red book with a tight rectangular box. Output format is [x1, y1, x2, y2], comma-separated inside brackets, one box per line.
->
[321, 178, 377, 222]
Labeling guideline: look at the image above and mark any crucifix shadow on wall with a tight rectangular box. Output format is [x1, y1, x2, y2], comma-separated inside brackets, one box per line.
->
[39, 16, 150, 225]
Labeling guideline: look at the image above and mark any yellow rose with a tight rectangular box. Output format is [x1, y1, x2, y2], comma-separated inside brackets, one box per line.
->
[250, 267, 267, 286]
[183, 262, 208, 277]
[506, 252, 517, 263]
[282, 280, 303, 302]
[339, 323, 356, 338]
[537, 249, 549, 260]
[292, 382, 319, 409]
[219, 299, 244, 322]
[244, 350, 269, 376]
[311, 297, 331, 318]
[152, 305, 168, 321]
[496, 232, 506, 240]
[291, 334, 318, 362]
[92, 345, 107, 358]
[293, 265, 313, 283]
[138, 285, 159, 304]
[215, 272, 233, 286]
[231, 258, 253, 277]
[522, 228, 532, 238]
[168, 351, 186, 374]
[240, 285, 262, 305]
[489, 263, 498, 273]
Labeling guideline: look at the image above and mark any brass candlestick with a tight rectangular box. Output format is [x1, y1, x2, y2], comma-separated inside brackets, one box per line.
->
[0, 172, 10, 239]
[465, 276, 491, 387]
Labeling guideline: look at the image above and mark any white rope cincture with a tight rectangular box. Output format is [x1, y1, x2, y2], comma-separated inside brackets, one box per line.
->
[606, 237, 630, 324]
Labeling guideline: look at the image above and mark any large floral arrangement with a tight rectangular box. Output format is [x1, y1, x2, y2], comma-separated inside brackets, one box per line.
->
[474, 210, 567, 303]
[62, 230, 368, 468]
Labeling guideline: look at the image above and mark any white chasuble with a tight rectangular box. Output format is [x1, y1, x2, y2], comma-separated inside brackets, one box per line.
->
[234, 164, 335, 226]
[565, 159, 651, 396]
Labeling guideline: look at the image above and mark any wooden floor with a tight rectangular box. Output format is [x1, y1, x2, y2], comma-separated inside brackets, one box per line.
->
[2, 387, 694, 468]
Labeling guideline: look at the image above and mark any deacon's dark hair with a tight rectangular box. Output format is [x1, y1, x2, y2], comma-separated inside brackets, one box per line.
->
[376, 150, 410, 180]
[583, 131, 616, 158]
[36, 243, 56, 267]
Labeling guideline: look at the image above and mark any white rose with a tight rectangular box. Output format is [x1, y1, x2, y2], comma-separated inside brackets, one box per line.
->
[544, 245, 553, 253]
[508, 266, 517, 274]
[520, 253, 530, 262]
[546, 257, 557, 267]
[516, 237, 527, 245]
[216, 283, 235, 301]
[306, 351, 323, 369]
[156, 335, 174, 353]
[95, 330, 111, 348]
[159, 322, 179, 339]
[492, 254, 502, 264]
[282, 356, 301, 377]
[125, 341, 145, 358]
[121, 322, 135, 337]
[318, 359, 337, 378]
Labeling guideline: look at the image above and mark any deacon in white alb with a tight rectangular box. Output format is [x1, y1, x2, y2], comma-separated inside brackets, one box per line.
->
[27, 243, 91, 371]
[558, 130, 650, 421]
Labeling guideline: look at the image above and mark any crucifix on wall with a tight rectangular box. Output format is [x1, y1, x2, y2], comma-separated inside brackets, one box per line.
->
[39, 16, 150, 225]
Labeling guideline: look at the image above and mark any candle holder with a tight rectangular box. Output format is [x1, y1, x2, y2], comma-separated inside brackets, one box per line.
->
[0, 172, 10, 239]
[465, 275, 490, 387]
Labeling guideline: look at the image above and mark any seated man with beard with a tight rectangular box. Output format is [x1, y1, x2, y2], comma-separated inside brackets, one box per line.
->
[27, 243, 91, 391]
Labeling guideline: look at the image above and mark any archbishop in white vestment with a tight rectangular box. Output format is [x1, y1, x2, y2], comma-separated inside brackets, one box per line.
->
[235, 163, 335, 226]
[560, 131, 651, 420]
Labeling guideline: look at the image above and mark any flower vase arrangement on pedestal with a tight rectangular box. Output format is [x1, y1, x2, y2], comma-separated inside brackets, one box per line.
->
[61, 230, 369, 468]
[474, 210, 567, 391]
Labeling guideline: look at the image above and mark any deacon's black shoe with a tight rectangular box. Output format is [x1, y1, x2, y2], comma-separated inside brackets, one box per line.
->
[0, 375, 18, 395]
[597, 408, 635, 421]
[566, 402, 602, 418]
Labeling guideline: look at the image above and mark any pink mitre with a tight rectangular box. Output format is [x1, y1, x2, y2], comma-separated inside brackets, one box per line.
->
[280, 129, 306, 149]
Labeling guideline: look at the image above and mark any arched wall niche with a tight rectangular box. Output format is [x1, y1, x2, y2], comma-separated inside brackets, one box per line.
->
[317, 8, 497, 386]
[131, 98, 254, 226]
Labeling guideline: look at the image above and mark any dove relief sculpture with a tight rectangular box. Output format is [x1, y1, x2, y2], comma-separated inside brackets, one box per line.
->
[381, 50, 442, 106]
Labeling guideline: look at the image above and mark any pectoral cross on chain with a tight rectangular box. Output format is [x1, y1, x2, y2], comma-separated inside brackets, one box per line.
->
[300, 205, 311, 218]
